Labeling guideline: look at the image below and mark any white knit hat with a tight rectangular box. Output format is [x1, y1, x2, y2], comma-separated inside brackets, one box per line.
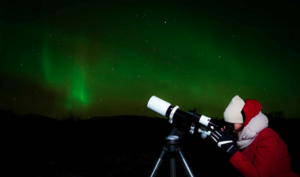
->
[224, 95, 245, 123]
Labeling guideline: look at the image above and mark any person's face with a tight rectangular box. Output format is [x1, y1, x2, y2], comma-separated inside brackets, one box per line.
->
[233, 123, 243, 135]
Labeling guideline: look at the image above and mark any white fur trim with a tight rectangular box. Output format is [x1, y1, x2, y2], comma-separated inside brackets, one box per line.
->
[236, 111, 269, 150]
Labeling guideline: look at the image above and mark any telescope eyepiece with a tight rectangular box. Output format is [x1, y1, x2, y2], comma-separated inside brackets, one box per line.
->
[224, 122, 235, 134]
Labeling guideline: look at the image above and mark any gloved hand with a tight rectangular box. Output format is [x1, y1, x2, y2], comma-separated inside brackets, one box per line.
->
[209, 128, 238, 158]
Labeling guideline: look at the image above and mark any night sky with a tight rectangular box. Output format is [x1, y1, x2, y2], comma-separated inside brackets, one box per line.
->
[1, 0, 300, 120]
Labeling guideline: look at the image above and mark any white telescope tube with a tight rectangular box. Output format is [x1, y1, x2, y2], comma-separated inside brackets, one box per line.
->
[147, 96, 171, 116]
[199, 115, 211, 126]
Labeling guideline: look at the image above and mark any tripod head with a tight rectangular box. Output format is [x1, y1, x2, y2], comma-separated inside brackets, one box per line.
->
[149, 127, 195, 177]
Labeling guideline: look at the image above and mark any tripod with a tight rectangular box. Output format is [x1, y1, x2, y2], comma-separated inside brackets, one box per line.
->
[149, 127, 195, 177]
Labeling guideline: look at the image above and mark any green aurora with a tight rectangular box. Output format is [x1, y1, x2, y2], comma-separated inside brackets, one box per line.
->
[0, 1, 299, 120]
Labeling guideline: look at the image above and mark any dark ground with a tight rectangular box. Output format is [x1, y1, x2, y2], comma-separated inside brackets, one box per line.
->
[2, 109, 300, 177]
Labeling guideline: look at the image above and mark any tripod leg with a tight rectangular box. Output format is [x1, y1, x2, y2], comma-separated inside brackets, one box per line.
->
[178, 147, 194, 177]
[170, 157, 176, 177]
[149, 147, 166, 177]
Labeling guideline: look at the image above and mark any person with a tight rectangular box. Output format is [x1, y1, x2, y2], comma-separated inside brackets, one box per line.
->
[209, 95, 299, 177]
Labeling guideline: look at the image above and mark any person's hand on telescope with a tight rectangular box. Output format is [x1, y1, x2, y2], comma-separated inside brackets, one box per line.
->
[209, 127, 238, 158]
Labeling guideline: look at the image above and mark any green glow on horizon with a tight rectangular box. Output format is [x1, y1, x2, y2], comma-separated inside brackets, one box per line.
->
[67, 60, 89, 109]
[0, 2, 299, 119]
[0, 19, 2, 56]
[41, 32, 90, 110]
[42, 41, 51, 82]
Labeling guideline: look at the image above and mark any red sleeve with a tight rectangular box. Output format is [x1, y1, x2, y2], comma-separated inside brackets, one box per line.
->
[229, 136, 280, 177]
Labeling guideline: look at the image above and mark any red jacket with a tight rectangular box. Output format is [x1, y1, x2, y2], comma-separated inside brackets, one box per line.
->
[230, 127, 298, 177]
[229, 99, 298, 177]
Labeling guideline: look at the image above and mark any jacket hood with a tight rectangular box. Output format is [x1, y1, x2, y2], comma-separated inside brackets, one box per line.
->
[242, 99, 262, 127]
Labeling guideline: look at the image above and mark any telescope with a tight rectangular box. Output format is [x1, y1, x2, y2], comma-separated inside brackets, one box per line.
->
[147, 95, 218, 139]
[147, 95, 221, 177]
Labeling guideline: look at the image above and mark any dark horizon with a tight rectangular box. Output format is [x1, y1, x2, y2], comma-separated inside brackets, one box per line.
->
[1, 106, 298, 121]
[4, 108, 300, 176]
